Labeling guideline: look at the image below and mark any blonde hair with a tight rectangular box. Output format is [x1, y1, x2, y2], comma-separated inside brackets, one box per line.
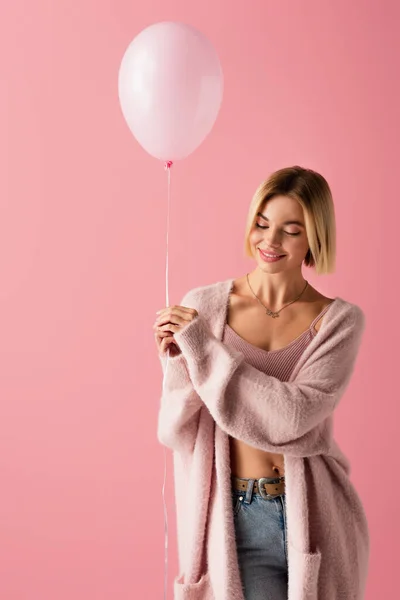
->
[244, 166, 336, 275]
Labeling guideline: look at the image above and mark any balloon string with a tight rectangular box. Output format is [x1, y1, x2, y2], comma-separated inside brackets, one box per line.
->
[164, 160, 173, 306]
[162, 159, 173, 600]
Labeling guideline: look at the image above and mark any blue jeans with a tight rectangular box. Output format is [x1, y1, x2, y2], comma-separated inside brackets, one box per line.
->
[231, 478, 288, 600]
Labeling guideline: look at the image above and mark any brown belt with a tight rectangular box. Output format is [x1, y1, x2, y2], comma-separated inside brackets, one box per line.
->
[231, 475, 285, 499]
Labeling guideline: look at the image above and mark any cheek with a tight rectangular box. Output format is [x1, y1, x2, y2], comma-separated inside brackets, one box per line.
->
[286, 238, 306, 251]
[249, 230, 261, 245]
[293, 237, 309, 251]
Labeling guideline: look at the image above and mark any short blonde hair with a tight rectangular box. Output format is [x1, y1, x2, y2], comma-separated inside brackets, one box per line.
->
[244, 166, 336, 275]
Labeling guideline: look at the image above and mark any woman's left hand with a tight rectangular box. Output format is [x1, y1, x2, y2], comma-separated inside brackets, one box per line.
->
[153, 305, 199, 337]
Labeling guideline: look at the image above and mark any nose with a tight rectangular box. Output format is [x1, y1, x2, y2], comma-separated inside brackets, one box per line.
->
[264, 228, 283, 248]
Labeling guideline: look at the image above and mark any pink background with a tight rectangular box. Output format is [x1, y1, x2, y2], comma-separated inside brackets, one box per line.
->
[0, 1, 398, 598]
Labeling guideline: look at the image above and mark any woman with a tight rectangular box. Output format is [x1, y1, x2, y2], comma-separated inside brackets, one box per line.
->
[154, 166, 369, 600]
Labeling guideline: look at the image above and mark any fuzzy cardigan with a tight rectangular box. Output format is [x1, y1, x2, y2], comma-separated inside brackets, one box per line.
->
[157, 277, 370, 600]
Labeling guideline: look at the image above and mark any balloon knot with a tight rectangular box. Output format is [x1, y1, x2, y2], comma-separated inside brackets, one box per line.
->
[164, 161, 173, 171]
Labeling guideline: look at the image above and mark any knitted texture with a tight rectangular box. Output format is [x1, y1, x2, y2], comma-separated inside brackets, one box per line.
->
[157, 278, 369, 600]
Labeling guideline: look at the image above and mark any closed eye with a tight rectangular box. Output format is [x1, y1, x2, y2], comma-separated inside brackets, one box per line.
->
[255, 223, 300, 236]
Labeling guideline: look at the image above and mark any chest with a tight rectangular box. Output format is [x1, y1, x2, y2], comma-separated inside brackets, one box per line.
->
[226, 294, 329, 353]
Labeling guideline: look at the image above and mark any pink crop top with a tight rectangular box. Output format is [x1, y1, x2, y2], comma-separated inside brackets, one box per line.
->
[222, 301, 336, 381]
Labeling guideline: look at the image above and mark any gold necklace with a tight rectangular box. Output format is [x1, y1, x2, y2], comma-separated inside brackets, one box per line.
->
[246, 273, 308, 318]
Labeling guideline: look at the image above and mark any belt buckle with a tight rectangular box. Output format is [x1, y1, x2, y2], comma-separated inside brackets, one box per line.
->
[257, 477, 277, 501]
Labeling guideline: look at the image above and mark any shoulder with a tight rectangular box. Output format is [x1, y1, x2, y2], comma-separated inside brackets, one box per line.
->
[304, 281, 366, 332]
[293, 297, 366, 376]
[320, 297, 366, 348]
[335, 297, 365, 327]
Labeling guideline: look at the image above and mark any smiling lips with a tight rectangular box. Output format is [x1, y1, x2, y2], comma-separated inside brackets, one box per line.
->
[258, 249, 286, 263]
[259, 249, 285, 258]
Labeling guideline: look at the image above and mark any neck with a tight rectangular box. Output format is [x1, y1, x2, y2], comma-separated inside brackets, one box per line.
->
[247, 267, 308, 309]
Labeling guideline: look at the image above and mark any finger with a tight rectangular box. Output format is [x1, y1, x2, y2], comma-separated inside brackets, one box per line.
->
[160, 335, 175, 355]
[154, 316, 185, 330]
[155, 332, 171, 355]
[155, 332, 163, 351]
[155, 310, 197, 329]
[156, 306, 198, 323]
[156, 329, 173, 339]
[156, 323, 181, 335]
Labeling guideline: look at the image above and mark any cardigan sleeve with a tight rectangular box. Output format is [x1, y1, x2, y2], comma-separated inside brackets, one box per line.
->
[173, 305, 365, 450]
[156, 291, 204, 455]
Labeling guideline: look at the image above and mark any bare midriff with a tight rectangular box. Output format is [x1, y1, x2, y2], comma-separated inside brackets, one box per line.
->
[227, 276, 333, 480]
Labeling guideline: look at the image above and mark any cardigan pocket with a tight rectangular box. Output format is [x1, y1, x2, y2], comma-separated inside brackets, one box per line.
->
[173, 571, 213, 600]
[288, 542, 322, 600]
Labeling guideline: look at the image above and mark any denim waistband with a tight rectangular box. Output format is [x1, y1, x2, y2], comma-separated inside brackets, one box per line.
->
[231, 476, 286, 501]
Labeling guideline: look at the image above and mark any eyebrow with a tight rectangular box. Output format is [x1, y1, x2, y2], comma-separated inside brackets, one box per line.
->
[256, 212, 305, 227]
